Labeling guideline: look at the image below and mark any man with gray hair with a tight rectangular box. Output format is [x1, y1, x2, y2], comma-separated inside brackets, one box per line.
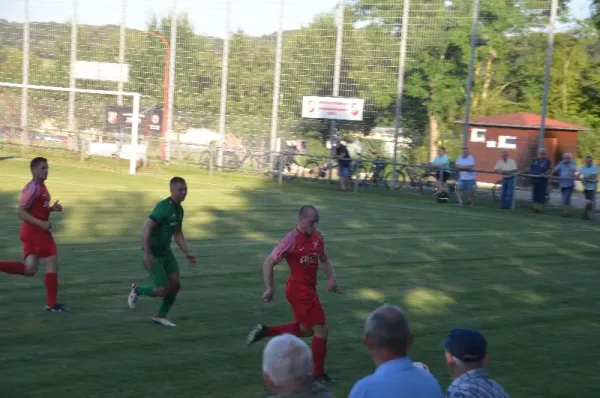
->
[263, 334, 333, 398]
[348, 304, 444, 398]
[443, 328, 508, 398]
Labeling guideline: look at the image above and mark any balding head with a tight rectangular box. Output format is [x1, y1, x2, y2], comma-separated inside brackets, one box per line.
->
[364, 304, 412, 355]
[262, 334, 313, 389]
[297, 205, 319, 235]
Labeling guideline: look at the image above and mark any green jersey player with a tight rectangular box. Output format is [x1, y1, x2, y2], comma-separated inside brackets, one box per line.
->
[127, 176, 196, 327]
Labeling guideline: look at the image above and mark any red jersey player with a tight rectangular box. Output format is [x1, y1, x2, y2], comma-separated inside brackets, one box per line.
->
[246, 205, 339, 384]
[0, 157, 67, 312]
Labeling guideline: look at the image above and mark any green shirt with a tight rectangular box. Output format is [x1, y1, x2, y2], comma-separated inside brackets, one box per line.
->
[266, 382, 333, 398]
[148, 197, 184, 256]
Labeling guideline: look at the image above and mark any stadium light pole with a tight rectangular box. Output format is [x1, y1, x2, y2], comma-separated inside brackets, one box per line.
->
[166, 0, 178, 164]
[269, 0, 284, 172]
[329, 0, 344, 183]
[67, 0, 78, 139]
[538, 0, 559, 151]
[391, 0, 411, 190]
[218, 0, 232, 169]
[144, 30, 170, 162]
[117, 0, 126, 106]
[461, 0, 480, 148]
[21, 0, 30, 149]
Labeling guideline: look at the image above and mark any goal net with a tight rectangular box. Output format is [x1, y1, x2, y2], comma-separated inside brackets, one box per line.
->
[0, 82, 152, 175]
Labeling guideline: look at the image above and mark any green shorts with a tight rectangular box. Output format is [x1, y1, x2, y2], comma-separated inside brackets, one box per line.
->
[143, 251, 179, 288]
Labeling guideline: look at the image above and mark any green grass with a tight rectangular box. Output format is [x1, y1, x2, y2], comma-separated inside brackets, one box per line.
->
[0, 157, 599, 398]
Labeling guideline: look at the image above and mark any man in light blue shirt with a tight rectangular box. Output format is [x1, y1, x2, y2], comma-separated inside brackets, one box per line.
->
[553, 153, 577, 217]
[578, 155, 598, 220]
[348, 304, 444, 398]
[431, 146, 450, 194]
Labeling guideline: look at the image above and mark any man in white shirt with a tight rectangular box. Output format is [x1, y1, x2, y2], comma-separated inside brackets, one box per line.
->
[494, 151, 518, 209]
[578, 155, 598, 220]
[455, 147, 476, 206]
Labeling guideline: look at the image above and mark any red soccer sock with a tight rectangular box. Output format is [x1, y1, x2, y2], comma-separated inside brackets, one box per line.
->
[0, 261, 26, 275]
[265, 322, 303, 337]
[44, 273, 58, 307]
[312, 336, 327, 377]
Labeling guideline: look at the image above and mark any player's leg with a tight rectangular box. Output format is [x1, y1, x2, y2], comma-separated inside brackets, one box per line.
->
[246, 287, 308, 345]
[0, 234, 40, 276]
[41, 255, 67, 312]
[128, 254, 170, 309]
[153, 253, 180, 327]
[304, 298, 333, 382]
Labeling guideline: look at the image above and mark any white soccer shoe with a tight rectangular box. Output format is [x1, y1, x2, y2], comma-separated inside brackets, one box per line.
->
[128, 284, 138, 309]
[152, 316, 176, 327]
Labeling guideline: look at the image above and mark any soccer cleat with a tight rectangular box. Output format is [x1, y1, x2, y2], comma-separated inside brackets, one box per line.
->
[44, 304, 68, 312]
[246, 324, 267, 346]
[128, 283, 139, 309]
[314, 374, 337, 385]
[152, 316, 176, 327]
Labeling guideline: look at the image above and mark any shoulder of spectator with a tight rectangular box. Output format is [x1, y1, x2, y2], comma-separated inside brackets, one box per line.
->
[348, 374, 374, 398]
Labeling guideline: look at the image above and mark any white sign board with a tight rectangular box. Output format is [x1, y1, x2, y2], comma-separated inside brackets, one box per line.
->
[301, 96, 364, 121]
[73, 61, 130, 82]
[470, 128, 486, 143]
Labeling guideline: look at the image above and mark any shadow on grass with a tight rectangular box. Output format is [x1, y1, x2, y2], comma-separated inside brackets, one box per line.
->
[0, 170, 598, 398]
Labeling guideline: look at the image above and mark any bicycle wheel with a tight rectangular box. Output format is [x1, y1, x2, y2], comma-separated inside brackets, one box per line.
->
[384, 169, 406, 189]
[419, 176, 437, 196]
[492, 179, 504, 203]
[303, 160, 328, 181]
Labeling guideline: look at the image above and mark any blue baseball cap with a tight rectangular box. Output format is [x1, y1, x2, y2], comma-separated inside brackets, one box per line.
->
[443, 328, 487, 362]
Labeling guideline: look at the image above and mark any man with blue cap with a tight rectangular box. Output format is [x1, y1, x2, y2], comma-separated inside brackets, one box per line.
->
[443, 328, 509, 398]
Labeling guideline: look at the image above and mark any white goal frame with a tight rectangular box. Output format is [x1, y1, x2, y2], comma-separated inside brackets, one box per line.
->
[0, 82, 142, 175]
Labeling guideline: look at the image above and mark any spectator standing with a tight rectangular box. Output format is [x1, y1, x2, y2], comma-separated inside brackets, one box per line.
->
[494, 151, 518, 209]
[578, 155, 598, 220]
[335, 139, 352, 191]
[263, 334, 333, 398]
[431, 147, 451, 194]
[443, 328, 509, 398]
[348, 304, 444, 398]
[455, 147, 477, 206]
[553, 153, 577, 217]
[524, 148, 552, 213]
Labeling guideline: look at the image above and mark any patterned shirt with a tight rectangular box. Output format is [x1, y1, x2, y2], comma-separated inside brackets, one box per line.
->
[446, 368, 508, 398]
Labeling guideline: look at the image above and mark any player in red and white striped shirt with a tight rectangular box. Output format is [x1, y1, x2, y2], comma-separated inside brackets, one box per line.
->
[246, 205, 339, 384]
[0, 157, 67, 312]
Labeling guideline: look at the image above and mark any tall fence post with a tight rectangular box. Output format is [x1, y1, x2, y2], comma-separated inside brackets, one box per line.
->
[269, 0, 284, 173]
[462, 0, 480, 148]
[117, 0, 126, 106]
[391, 0, 411, 190]
[538, 0, 559, 150]
[68, 0, 78, 140]
[329, 0, 344, 183]
[166, 0, 178, 164]
[20, 0, 30, 152]
[217, 0, 232, 169]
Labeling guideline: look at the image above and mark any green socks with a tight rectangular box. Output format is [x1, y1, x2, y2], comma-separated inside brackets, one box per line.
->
[157, 292, 177, 318]
[135, 285, 155, 297]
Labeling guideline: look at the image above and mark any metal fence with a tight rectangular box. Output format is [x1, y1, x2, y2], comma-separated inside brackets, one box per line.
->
[0, 0, 563, 176]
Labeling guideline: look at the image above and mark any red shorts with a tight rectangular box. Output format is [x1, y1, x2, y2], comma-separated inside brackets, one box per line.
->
[20, 229, 57, 259]
[285, 282, 326, 328]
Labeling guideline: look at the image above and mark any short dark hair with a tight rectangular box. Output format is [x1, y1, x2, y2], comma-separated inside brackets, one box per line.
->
[170, 176, 186, 187]
[365, 304, 410, 354]
[298, 205, 319, 220]
[439, 146, 446, 151]
[30, 157, 48, 168]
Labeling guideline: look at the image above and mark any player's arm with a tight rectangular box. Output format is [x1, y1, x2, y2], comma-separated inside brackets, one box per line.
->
[320, 242, 338, 292]
[262, 231, 295, 301]
[141, 218, 158, 259]
[17, 184, 50, 230]
[173, 224, 196, 266]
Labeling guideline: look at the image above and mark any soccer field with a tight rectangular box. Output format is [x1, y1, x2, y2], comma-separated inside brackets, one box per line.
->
[0, 158, 599, 398]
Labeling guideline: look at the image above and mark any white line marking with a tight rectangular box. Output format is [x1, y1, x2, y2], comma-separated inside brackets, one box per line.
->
[72, 228, 589, 253]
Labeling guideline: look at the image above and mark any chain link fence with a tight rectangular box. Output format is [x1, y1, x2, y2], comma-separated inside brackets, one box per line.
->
[4, 0, 591, 202]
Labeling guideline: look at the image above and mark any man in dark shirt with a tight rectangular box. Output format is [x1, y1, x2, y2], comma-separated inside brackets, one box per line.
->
[335, 139, 352, 191]
[524, 148, 552, 213]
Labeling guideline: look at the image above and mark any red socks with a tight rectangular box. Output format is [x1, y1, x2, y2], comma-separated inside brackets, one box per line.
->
[265, 322, 303, 337]
[0, 261, 26, 275]
[44, 273, 58, 307]
[312, 336, 327, 377]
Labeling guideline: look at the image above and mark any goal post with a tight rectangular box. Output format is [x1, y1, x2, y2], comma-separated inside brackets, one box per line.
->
[0, 82, 144, 175]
